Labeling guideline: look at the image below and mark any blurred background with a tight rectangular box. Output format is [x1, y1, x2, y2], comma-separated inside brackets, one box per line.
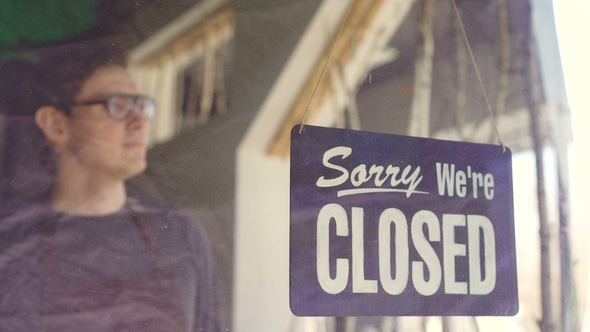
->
[0, 0, 588, 331]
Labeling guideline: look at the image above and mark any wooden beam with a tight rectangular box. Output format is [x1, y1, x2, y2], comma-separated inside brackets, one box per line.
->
[130, 0, 231, 63]
[140, 4, 235, 67]
[266, 0, 386, 157]
[408, 0, 435, 137]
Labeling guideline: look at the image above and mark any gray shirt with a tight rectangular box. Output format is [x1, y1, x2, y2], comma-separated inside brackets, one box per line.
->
[0, 197, 221, 331]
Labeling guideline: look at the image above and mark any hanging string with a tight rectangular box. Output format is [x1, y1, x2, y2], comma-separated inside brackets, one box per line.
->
[298, 1, 354, 134]
[450, 0, 506, 152]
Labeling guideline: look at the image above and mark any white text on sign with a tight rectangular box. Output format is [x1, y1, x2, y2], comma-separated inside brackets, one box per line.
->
[316, 204, 496, 296]
[315, 147, 426, 198]
[436, 163, 495, 199]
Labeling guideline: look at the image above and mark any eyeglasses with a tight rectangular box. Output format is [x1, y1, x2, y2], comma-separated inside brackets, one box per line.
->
[72, 94, 156, 121]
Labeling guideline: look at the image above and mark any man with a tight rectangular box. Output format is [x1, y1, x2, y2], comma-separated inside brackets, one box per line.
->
[0, 40, 221, 331]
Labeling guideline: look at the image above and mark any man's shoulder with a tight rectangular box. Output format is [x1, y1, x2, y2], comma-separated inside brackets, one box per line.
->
[127, 195, 195, 221]
[127, 196, 212, 254]
[126, 195, 208, 240]
[0, 201, 53, 231]
[0, 201, 52, 257]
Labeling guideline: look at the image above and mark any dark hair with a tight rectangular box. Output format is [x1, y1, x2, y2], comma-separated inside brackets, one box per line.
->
[0, 39, 130, 207]
[0, 58, 40, 117]
[33, 39, 129, 115]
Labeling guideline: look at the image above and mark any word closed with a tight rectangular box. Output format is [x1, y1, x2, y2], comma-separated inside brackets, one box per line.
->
[316, 204, 496, 296]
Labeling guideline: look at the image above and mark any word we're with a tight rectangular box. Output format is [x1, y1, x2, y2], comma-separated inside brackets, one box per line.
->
[436, 163, 495, 200]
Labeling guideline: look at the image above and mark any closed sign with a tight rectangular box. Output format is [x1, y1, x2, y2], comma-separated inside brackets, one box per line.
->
[290, 125, 518, 316]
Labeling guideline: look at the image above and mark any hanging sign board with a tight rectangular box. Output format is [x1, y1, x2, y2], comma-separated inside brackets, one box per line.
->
[290, 125, 518, 317]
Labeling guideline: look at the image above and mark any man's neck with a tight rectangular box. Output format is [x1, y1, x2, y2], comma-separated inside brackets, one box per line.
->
[51, 168, 128, 217]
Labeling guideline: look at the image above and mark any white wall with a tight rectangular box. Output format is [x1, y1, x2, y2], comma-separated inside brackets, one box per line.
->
[232, 0, 353, 331]
[234, 149, 292, 331]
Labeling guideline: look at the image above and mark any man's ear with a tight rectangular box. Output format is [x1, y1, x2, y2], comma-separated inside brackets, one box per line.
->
[34, 106, 69, 146]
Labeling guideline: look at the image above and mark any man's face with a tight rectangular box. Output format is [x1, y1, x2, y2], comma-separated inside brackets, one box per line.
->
[62, 65, 148, 181]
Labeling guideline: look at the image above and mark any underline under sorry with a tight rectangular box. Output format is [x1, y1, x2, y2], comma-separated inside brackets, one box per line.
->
[337, 188, 430, 197]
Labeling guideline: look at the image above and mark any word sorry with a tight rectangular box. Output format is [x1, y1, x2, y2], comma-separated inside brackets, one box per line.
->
[317, 204, 496, 296]
[316, 146, 425, 197]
